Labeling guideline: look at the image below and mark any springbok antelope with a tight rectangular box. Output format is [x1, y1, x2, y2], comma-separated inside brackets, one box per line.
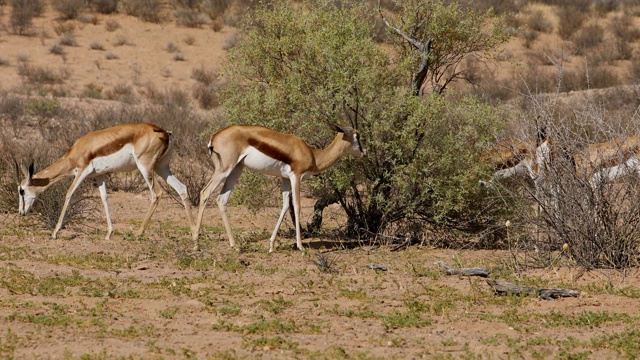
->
[480, 127, 550, 187]
[192, 124, 366, 252]
[18, 123, 195, 240]
[479, 139, 537, 187]
[573, 134, 640, 188]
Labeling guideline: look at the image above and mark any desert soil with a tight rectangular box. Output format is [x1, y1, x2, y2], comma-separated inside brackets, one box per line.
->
[1, 192, 639, 359]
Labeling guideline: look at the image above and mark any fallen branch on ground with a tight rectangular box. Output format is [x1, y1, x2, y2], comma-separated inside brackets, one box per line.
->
[434, 261, 491, 277]
[486, 279, 581, 300]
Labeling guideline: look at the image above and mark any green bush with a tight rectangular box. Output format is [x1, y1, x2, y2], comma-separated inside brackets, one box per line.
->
[221, 0, 509, 242]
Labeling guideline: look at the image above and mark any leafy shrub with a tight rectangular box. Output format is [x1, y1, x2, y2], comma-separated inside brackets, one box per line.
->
[222, 0, 509, 241]
[27, 98, 61, 118]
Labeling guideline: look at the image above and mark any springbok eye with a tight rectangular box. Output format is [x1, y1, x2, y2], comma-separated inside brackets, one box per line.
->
[19, 189, 25, 196]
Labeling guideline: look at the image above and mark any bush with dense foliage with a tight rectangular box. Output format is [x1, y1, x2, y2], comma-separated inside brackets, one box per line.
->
[220, 0, 510, 243]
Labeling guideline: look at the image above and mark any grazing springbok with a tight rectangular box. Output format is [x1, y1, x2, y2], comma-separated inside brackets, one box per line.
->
[479, 139, 537, 187]
[192, 124, 366, 252]
[18, 123, 195, 240]
[573, 134, 640, 188]
[480, 128, 549, 187]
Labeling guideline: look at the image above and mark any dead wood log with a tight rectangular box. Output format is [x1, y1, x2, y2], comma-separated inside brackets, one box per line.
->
[486, 279, 581, 300]
[434, 261, 491, 277]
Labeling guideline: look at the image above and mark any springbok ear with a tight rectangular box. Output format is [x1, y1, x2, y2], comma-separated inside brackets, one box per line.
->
[20, 162, 34, 181]
[14, 159, 21, 184]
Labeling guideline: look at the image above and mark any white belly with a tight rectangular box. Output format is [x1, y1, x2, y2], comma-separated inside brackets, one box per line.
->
[242, 147, 292, 178]
[91, 144, 138, 174]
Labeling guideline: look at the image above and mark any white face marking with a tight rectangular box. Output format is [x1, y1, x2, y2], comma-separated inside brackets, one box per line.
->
[242, 147, 293, 178]
[351, 133, 366, 157]
[18, 183, 36, 215]
[90, 144, 137, 174]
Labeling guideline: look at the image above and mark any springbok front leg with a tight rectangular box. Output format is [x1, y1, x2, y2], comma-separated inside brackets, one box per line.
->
[52, 169, 92, 239]
[269, 179, 292, 253]
[95, 175, 114, 240]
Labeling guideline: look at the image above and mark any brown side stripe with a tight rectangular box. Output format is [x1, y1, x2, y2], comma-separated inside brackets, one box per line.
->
[248, 138, 293, 165]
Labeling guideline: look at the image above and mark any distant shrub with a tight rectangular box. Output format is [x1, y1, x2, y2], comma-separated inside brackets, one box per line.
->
[90, 0, 119, 14]
[522, 29, 539, 49]
[173, 53, 185, 61]
[526, 9, 553, 33]
[104, 83, 136, 103]
[630, 59, 640, 83]
[123, 0, 164, 23]
[594, 0, 619, 13]
[0, 92, 27, 123]
[191, 66, 216, 85]
[573, 23, 604, 55]
[27, 97, 61, 118]
[0, 57, 10, 66]
[210, 18, 223, 32]
[53, 21, 76, 36]
[166, 42, 180, 53]
[105, 20, 121, 32]
[105, 51, 119, 60]
[113, 35, 132, 46]
[52, 0, 85, 20]
[90, 41, 105, 51]
[609, 14, 640, 61]
[49, 43, 66, 56]
[222, 32, 238, 50]
[17, 64, 71, 85]
[557, 6, 587, 40]
[77, 13, 99, 24]
[175, 9, 210, 28]
[193, 83, 219, 109]
[203, 0, 231, 20]
[10, 0, 42, 35]
[83, 83, 103, 99]
[59, 33, 78, 46]
[586, 66, 619, 89]
[174, 0, 202, 9]
[183, 35, 196, 45]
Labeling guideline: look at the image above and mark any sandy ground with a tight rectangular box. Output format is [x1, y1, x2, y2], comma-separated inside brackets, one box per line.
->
[1, 191, 639, 359]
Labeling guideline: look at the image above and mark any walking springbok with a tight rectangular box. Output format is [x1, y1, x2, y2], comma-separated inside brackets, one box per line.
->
[18, 123, 195, 240]
[192, 124, 366, 252]
[480, 128, 549, 187]
[479, 138, 537, 187]
[573, 134, 640, 188]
